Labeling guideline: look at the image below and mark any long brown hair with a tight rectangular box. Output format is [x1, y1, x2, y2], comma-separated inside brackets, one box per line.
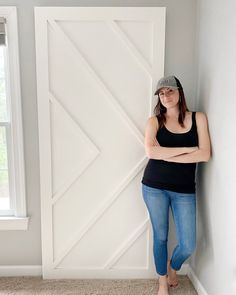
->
[153, 76, 189, 128]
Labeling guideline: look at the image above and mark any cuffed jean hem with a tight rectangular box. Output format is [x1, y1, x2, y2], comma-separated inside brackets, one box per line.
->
[170, 260, 179, 271]
[157, 272, 167, 276]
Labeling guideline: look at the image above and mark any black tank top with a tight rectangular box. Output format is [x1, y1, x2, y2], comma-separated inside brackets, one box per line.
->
[141, 111, 198, 193]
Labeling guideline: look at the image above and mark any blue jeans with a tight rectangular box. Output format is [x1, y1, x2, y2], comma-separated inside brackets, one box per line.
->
[142, 183, 196, 275]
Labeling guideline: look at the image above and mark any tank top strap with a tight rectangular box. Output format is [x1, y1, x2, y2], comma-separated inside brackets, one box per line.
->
[192, 111, 197, 129]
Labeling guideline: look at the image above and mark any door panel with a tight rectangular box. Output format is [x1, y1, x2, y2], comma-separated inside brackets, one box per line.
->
[35, 7, 166, 278]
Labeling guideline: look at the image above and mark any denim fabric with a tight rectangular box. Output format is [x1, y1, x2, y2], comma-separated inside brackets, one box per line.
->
[142, 183, 196, 275]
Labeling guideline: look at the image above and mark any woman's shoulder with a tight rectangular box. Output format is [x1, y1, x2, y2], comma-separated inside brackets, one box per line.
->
[147, 115, 158, 122]
[195, 111, 208, 119]
[146, 115, 159, 130]
[194, 111, 208, 127]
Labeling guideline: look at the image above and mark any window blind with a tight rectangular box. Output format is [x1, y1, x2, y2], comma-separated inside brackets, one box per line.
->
[0, 17, 6, 46]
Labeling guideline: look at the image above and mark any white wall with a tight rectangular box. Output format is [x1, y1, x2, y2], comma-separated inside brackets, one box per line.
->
[190, 0, 236, 294]
[0, 0, 198, 268]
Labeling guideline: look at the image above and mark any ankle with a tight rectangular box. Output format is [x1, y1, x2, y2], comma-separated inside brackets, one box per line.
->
[168, 261, 176, 273]
[170, 267, 176, 274]
[159, 275, 167, 284]
[159, 274, 167, 278]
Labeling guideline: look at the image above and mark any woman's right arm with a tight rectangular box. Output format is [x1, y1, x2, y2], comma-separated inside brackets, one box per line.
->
[144, 117, 198, 160]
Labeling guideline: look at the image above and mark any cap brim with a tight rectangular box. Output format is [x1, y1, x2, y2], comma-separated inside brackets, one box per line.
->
[154, 86, 179, 96]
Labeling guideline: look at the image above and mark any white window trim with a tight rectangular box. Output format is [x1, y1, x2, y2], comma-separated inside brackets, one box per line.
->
[0, 7, 29, 230]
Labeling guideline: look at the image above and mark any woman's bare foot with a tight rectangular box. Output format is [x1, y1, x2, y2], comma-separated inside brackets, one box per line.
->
[158, 274, 169, 295]
[167, 260, 179, 287]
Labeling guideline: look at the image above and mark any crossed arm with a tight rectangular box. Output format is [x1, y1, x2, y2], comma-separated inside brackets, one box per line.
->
[152, 138, 209, 163]
[145, 112, 211, 163]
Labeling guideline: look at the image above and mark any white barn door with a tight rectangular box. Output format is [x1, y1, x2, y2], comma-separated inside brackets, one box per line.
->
[35, 7, 166, 279]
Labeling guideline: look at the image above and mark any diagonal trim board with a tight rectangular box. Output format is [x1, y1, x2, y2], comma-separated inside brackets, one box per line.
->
[48, 19, 145, 146]
[107, 20, 152, 75]
[53, 156, 148, 268]
[49, 92, 100, 204]
[103, 218, 150, 269]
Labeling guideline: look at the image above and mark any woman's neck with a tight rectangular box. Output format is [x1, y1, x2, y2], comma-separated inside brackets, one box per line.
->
[165, 107, 180, 119]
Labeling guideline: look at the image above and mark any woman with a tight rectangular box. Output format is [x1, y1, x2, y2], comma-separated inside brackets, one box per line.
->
[141, 75, 211, 295]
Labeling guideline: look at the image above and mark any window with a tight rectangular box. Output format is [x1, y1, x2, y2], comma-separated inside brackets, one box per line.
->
[0, 7, 29, 230]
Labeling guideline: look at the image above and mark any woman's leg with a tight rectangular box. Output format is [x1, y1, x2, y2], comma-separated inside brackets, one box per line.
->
[142, 184, 170, 275]
[169, 191, 196, 271]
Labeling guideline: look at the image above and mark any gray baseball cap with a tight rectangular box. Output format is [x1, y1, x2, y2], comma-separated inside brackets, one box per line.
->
[154, 75, 179, 95]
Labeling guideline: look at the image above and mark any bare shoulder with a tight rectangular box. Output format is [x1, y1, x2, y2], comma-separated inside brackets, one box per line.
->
[146, 115, 159, 129]
[195, 111, 208, 125]
[195, 112, 210, 134]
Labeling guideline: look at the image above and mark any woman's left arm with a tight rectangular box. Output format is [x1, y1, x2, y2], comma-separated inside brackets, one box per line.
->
[164, 112, 211, 163]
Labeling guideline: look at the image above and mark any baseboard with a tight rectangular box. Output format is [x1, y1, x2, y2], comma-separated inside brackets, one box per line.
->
[187, 265, 208, 295]
[0, 265, 42, 277]
[0, 261, 208, 294]
[0, 264, 189, 278]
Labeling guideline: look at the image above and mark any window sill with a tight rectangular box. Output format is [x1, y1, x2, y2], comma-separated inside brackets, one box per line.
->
[0, 216, 30, 230]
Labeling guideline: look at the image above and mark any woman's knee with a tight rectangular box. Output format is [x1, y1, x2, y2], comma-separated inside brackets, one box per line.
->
[153, 231, 168, 245]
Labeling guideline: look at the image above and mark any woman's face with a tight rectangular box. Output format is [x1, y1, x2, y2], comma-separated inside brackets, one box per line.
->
[158, 87, 180, 108]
